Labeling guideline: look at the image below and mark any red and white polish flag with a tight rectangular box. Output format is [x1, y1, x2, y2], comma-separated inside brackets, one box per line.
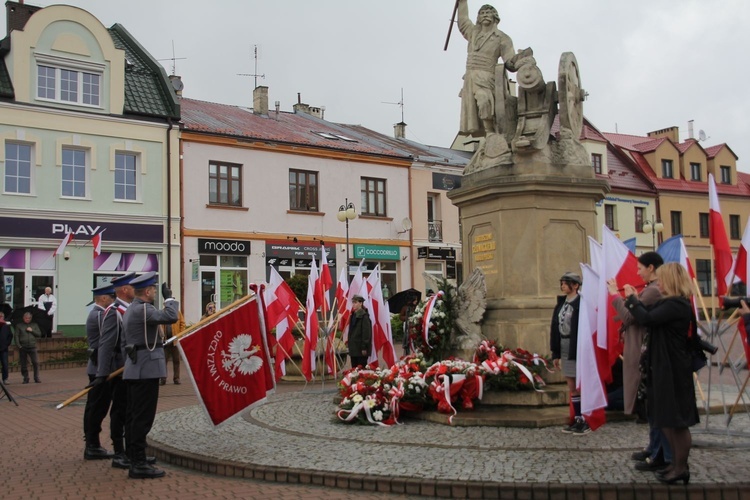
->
[91, 232, 103, 258]
[54, 232, 74, 256]
[709, 173, 733, 297]
[730, 218, 750, 286]
[577, 264, 607, 431]
[178, 298, 269, 427]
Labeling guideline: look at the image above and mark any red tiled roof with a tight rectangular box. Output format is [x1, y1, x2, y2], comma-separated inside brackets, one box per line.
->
[603, 132, 653, 149]
[549, 116, 606, 142]
[675, 139, 700, 154]
[705, 143, 739, 160]
[631, 137, 669, 153]
[179, 98, 409, 159]
[600, 146, 653, 193]
[623, 149, 750, 197]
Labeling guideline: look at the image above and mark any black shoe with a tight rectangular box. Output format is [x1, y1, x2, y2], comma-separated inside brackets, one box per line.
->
[113, 454, 156, 469]
[631, 449, 651, 461]
[129, 462, 166, 479]
[34, 379, 41, 383]
[84, 446, 114, 460]
[657, 470, 690, 485]
[634, 457, 668, 471]
[112, 453, 130, 469]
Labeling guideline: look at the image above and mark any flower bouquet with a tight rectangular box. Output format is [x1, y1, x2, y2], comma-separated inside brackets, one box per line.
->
[336, 367, 396, 425]
[392, 352, 429, 412]
[474, 340, 550, 392]
[424, 358, 484, 419]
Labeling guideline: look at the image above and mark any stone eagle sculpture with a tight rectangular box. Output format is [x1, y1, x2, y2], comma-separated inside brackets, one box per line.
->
[423, 268, 487, 357]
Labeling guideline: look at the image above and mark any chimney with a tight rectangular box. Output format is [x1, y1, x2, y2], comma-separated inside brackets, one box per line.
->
[6, 0, 41, 35]
[253, 86, 268, 116]
[274, 100, 280, 120]
[688, 120, 694, 140]
[394, 122, 407, 139]
[647, 126, 679, 143]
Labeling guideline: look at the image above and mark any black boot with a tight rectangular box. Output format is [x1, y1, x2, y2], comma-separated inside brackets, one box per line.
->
[128, 460, 165, 479]
[111, 452, 130, 469]
[84, 444, 114, 460]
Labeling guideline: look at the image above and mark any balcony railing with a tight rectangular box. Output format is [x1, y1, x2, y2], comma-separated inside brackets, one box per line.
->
[428, 219, 443, 243]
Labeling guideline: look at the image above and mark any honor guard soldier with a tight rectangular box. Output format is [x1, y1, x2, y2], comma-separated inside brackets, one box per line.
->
[97, 272, 156, 470]
[121, 272, 179, 479]
[83, 284, 116, 460]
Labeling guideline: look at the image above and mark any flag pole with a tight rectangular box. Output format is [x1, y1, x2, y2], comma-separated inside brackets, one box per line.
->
[727, 372, 750, 424]
[57, 295, 255, 409]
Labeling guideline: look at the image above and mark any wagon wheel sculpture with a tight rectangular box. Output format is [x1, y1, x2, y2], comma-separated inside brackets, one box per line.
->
[558, 52, 586, 140]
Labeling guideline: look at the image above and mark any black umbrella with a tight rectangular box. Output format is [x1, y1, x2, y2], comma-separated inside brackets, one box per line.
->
[387, 288, 422, 314]
[10, 304, 50, 330]
[0, 303, 11, 319]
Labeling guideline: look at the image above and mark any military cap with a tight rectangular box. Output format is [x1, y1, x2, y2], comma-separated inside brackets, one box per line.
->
[92, 284, 115, 296]
[111, 272, 137, 288]
[130, 271, 158, 289]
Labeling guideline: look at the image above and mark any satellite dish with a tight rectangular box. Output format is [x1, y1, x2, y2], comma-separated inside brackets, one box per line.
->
[398, 217, 412, 234]
[698, 130, 707, 142]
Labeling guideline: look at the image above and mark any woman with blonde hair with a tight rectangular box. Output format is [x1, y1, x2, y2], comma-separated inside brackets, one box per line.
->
[622, 263, 698, 484]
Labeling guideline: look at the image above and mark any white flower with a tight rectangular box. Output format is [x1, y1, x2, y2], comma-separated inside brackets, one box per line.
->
[384, 383, 391, 390]
[342, 397, 350, 405]
[415, 387, 421, 393]
[373, 410, 383, 421]
[367, 399, 377, 408]
[352, 394, 363, 403]
[439, 328, 445, 334]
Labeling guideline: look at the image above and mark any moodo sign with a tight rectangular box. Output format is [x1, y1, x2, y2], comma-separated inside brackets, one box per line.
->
[198, 238, 251, 256]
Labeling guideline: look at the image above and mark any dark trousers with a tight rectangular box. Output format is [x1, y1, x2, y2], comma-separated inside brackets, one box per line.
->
[18, 347, 39, 381]
[83, 373, 113, 446]
[126, 379, 159, 463]
[109, 376, 127, 453]
[164, 344, 180, 381]
[350, 355, 368, 369]
[0, 349, 8, 381]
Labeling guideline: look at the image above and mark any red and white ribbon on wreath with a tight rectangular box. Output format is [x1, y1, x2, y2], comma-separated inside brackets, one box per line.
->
[434, 373, 466, 424]
[337, 396, 391, 427]
[420, 291, 444, 348]
[387, 382, 405, 424]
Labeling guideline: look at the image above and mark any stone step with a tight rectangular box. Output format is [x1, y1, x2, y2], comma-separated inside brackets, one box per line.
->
[481, 383, 569, 407]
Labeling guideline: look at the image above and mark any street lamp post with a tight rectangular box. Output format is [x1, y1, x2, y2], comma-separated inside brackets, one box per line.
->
[337, 199, 357, 273]
[642, 215, 664, 250]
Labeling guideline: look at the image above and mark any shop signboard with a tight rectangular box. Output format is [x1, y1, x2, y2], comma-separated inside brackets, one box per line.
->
[352, 244, 400, 261]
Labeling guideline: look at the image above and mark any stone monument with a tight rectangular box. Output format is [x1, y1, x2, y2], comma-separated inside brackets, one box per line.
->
[447, 0, 610, 356]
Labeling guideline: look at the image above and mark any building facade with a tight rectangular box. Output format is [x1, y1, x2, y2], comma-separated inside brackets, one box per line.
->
[0, 2, 180, 334]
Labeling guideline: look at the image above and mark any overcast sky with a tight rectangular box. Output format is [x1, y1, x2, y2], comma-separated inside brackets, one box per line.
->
[4, 1, 750, 170]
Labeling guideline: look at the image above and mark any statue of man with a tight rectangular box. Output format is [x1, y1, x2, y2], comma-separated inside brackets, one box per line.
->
[457, 1, 517, 137]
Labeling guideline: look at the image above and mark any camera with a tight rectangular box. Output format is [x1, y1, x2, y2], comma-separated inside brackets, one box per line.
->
[697, 337, 718, 355]
[721, 297, 750, 310]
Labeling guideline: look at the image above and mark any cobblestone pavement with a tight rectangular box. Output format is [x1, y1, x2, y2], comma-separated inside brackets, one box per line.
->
[5, 365, 750, 499]
[0, 367, 400, 500]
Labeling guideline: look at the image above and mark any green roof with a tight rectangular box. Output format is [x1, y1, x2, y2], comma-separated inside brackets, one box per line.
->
[0, 18, 178, 119]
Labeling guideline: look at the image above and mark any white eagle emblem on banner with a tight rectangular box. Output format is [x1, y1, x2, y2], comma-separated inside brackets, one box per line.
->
[221, 334, 263, 377]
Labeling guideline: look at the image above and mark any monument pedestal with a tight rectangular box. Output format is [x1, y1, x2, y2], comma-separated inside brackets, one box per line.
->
[448, 142, 609, 356]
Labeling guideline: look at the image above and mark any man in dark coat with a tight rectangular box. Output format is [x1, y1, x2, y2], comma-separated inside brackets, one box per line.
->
[83, 284, 115, 460]
[122, 272, 179, 479]
[347, 295, 372, 369]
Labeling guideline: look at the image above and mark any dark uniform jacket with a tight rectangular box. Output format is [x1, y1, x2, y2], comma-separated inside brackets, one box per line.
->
[549, 294, 580, 361]
[348, 307, 373, 357]
[122, 298, 179, 380]
[85, 304, 107, 376]
[96, 298, 128, 378]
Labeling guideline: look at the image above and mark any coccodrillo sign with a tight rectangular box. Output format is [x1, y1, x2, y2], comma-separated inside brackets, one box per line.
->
[352, 244, 400, 261]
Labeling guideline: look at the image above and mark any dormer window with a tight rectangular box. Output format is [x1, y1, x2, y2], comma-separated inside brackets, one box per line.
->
[35, 54, 103, 108]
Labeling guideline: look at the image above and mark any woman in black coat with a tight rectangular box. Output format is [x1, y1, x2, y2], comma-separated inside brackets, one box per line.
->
[623, 263, 698, 485]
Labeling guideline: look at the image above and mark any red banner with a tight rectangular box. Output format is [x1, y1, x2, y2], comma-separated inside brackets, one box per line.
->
[178, 299, 269, 426]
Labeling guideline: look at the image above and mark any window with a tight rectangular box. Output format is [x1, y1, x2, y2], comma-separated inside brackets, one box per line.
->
[721, 166, 732, 184]
[209, 162, 242, 206]
[604, 204, 616, 230]
[670, 211, 682, 236]
[591, 153, 602, 174]
[114, 153, 137, 201]
[696, 259, 711, 296]
[730, 215, 741, 240]
[36, 64, 101, 106]
[634, 207, 645, 233]
[690, 162, 701, 181]
[288, 169, 318, 211]
[661, 159, 673, 179]
[4, 143, 32, 194]
[361, 177, 387, 216]
[61, 148, 86, 198]
[699, 212, 709, 238]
